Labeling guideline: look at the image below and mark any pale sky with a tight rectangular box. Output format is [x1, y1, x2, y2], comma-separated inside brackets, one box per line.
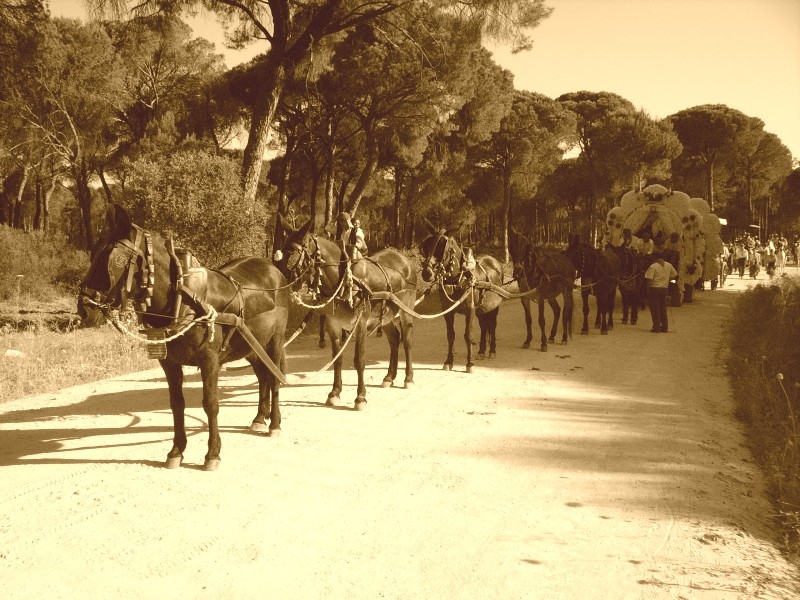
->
[50, 0, 800, 160]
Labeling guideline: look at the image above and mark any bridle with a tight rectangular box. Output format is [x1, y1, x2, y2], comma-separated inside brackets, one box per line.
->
[422, 233, 462, 282]
[79, 225, 154, 315]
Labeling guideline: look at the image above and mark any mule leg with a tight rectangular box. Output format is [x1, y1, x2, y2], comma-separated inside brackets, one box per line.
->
[249, 335, 283, 436]
[161, 359, 186, 469]
[199, 357, 222, 471]
[521, 298, 533, 349]
[381, 323, 400, 388]
[443, 312, 456, 370]
[326, 325, 344, 407]
[538, 300, 548, 352]
[464, 308, 475, 373]
[561, 287, 574, 344]
[352, 320, 367, 410]
[400, 313, 414, 388]
[318, 314, 326, 348]
[547, 298, 560, 343]
[621, 292, 630, 324]
[477, 314, 487, 360]
[488, 309, 498, 358]
[581, 290, 590, 334]
[249, 361, 279, 435]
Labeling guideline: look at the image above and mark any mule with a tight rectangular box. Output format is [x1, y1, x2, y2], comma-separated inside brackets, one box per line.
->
[77, 204, 289, 471]
[610, 245, 643, 325]
[275, 216, 416, 409]
[565, 235, 620, 335]
[509, 231, 575, 352]
[508, 230, 570, 351]
[419, 226, 504, 372]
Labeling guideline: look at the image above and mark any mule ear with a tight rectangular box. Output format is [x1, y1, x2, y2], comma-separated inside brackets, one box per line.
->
[105, 203, 132, 239]
[298, 218, 313, 237]
[278, 213, 297, 235]
[423, 217, 438, 235]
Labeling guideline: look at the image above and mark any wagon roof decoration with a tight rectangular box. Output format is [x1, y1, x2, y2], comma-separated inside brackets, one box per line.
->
[642, 184, 669, 203]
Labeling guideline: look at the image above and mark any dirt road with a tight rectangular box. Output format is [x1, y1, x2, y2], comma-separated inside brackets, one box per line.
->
[1, 273, 799, 599]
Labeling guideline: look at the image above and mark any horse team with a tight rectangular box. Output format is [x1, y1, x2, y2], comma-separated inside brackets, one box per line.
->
[78, 205, 637, 470]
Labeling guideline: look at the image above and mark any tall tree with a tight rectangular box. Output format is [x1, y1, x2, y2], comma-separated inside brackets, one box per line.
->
[88, 0, 553, 206]
[668, 104, 751, 212]
[471, 90, 575, 260]
[556, 90, 635, 243]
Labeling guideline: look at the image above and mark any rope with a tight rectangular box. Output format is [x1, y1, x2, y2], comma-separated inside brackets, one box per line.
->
[108, 307, 217, 345]
[317, 305, 365, 372]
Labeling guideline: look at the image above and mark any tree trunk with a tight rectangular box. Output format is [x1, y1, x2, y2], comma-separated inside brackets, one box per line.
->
[97, 168, 114, 203]
[323, 143, 337, 232]
[73, 162, 94, 249]
[242, 58, 287, 206]
[501, 164, 511, 263]
[12, 165, 30, 229]
[393, 165, 404, 248]
[346, 127, 379, 216]
[705, 154, 716, 213]
[271, 132, 295, 254]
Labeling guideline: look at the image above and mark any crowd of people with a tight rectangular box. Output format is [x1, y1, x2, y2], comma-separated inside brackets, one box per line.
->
[725, 233, 793, 280]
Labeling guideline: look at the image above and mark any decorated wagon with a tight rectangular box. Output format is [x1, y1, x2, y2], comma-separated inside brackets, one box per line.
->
[603, 184, 725, 306]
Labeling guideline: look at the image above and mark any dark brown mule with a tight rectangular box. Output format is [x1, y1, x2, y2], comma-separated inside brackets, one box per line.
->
[276, 216, 417, 409]
[508, 230, 574, 352]
[610, 245, 641, 326]
[565, 235, 620, 335]
[77, 204, 289, 471]
[419, 226, 504, 372]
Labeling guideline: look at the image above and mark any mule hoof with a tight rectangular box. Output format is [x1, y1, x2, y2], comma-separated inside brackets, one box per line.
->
[477, 353, 486, 360]
[354, 398, 367, 410]
[540, 344, 548, 352]
[621, 319, 628, 325]
[381, 379, 393, 388]
[404, 380, 414, 389]
[466, 365, 473, 374]
[165, 455, 183, 469]
[249, 421, 268, 433]
[203, 458, 221, 472]
[268, 428, 281, 438]
[318, 341, 326, 348]
[326, 394, 339, 407]
[443, 364, 452, 371]
[522, 342, 531, 349]
[601, 329, 608, 335]
[489, 352, 496, 359]
[580, 330, 589, 335]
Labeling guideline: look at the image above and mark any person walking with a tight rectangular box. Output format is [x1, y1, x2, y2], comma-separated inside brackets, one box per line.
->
[734, 242, 747, 278]
[644, 251, 678, 333]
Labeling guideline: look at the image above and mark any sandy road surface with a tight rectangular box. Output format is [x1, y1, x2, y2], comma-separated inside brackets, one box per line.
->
[1, 272, 799, 599]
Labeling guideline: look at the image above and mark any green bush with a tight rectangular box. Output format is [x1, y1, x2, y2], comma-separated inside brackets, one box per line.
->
[122, 149, 268, 267]
[0, 225, 90, 302]
[727, 276, 800, 555]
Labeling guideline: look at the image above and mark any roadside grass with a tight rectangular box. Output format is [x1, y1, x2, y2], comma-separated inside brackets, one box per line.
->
[726, 275, 800, 559]
[1, 324, 154, 403]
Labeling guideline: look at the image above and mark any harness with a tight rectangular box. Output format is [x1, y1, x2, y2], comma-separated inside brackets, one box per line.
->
[79, 227, 282, 378]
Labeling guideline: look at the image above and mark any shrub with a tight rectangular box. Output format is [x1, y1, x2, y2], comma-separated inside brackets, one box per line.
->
[122, 148, 268, 267]
[726, 276, 800, 555]
[0, 225, 90, 302]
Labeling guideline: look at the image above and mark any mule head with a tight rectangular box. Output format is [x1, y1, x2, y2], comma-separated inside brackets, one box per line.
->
[420, 228, 458, 283]
[77, 204, 139, 327]
[275, 215, 314, 287]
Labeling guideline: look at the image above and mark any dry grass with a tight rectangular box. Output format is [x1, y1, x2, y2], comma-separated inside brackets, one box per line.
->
[726, 275, 800, 558]
[1, 325, 154, 403]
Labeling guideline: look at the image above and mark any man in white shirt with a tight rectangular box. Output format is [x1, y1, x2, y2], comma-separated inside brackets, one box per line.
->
[644, 251, 678, 333]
